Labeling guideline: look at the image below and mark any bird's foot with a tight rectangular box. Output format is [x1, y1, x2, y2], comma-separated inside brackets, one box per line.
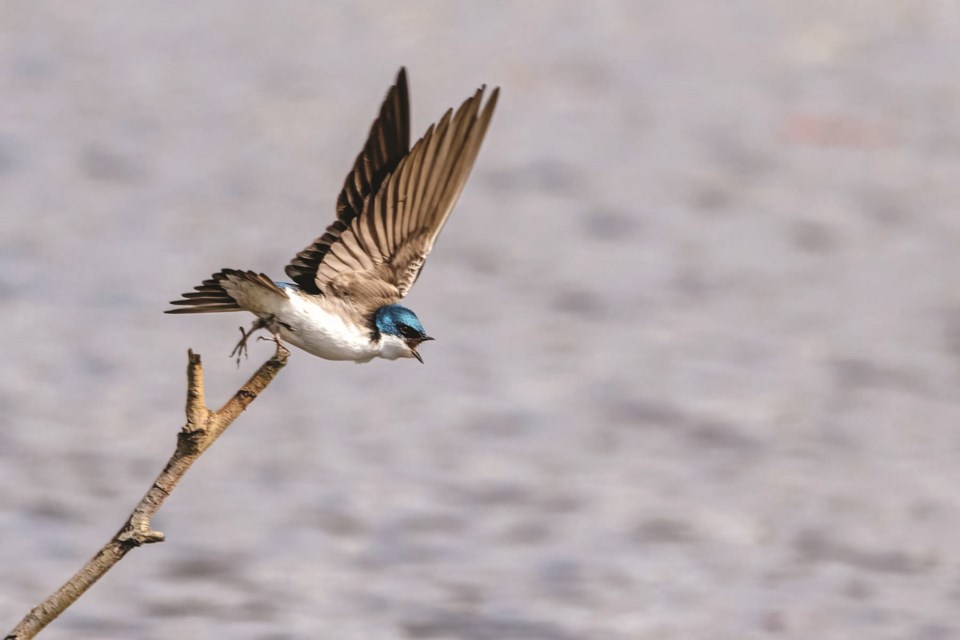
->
[230, 318, 269, 366]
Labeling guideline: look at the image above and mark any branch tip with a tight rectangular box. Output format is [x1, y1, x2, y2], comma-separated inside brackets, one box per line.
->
[185, 349, 207, 428]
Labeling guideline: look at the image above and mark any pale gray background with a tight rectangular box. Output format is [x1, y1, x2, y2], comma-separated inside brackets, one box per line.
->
[2, 2, 960, 639]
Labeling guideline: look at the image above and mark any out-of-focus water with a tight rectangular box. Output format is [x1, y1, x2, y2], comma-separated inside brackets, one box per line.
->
[2, 2, 960, 638]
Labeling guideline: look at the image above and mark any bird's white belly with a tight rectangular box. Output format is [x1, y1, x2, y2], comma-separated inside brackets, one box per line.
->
[272, 292, 379, 362]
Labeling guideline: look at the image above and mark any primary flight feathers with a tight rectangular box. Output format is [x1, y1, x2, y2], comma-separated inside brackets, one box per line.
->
[285, 68, 499, 312]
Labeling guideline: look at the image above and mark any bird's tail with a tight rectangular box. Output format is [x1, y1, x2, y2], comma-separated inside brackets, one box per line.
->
[165, 269, 283, 314]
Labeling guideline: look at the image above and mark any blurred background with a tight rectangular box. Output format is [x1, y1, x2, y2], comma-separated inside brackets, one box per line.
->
[2, 2, 959, 638]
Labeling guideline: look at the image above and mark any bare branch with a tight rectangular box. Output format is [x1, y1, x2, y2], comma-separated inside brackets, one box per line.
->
[5, 344, 290, 640]
[185, 349, 208, 431]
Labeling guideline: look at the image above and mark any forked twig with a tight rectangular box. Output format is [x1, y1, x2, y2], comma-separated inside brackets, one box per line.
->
[5, 344, 290, 640]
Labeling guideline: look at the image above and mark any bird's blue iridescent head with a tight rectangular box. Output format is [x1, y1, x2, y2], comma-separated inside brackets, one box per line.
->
[374, 304, 429, 341]
[374, 304, 433, 362]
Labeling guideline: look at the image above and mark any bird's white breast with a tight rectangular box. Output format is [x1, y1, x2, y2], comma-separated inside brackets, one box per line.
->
[272, 288, 380, 362]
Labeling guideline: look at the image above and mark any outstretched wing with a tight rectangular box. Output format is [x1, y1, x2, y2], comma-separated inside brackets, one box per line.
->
[286, 79, 499, 314]
[285, 68, 411, 293]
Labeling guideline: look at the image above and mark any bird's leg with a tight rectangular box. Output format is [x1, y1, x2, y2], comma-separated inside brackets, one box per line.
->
[256, 318, 286, 351]
[230, 317, 269, 365]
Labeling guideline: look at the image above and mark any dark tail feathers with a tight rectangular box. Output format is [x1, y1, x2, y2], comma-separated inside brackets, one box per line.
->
[165, 269, 279, 314]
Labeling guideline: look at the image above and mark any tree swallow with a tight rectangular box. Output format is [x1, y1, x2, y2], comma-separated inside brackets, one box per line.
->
[166, 69, 499, 364]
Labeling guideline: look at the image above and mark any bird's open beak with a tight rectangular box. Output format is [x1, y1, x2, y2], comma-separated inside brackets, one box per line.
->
[410, 336, 434, 364]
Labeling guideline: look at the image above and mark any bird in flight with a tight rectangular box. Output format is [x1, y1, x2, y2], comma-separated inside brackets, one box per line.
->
[167, 68, 499, 364]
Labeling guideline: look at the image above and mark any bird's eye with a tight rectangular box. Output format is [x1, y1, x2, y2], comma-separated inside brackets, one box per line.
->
[397, 324, 420, 340]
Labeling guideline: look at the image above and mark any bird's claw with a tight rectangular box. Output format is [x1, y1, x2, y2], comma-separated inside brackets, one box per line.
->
[257, 334, 284, 350]
[230, 325, 256, 367]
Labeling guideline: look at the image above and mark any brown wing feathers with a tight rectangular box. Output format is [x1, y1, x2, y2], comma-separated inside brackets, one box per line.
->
[358, 85, 498, 297]
[287, 70, 498, 302]
[338, 70, 410, 218]
[285, 68, 411, 294]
